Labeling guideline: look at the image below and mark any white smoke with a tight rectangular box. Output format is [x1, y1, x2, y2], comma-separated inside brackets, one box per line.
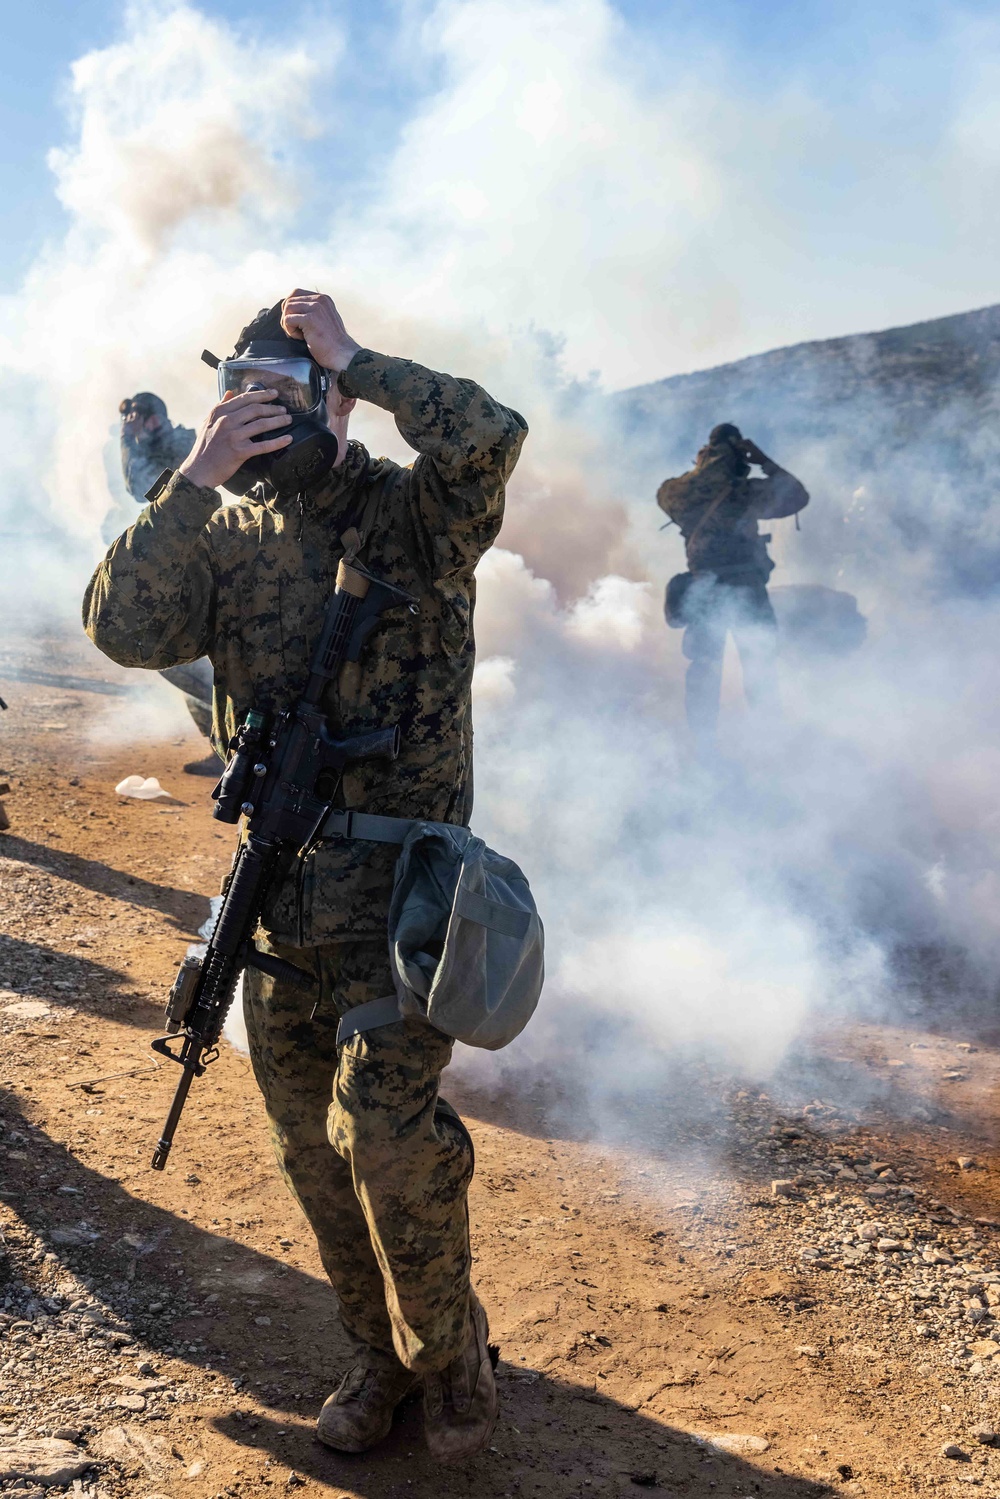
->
[3, 0, 1000, 1122]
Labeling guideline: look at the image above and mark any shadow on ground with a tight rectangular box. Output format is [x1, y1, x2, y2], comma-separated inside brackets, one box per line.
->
[1, 834, 207, 931]
[0, 1088, 833, 1498]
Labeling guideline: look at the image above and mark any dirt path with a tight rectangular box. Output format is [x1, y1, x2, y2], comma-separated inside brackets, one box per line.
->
[4, 629, 1000, 1498]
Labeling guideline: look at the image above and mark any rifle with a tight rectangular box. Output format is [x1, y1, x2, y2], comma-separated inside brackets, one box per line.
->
[149, 557, 418, 1170]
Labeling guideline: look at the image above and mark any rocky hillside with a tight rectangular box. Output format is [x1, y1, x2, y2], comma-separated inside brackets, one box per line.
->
[618, 303, 1000, 598]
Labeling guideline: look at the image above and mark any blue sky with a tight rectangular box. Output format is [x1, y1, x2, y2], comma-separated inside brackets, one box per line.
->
[5, 0, 1000, 384]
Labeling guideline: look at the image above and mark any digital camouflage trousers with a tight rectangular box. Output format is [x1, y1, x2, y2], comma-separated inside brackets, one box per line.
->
[243, 936, 475, 1374]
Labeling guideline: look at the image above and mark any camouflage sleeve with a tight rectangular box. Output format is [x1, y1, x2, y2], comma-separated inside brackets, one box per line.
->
[746, 470, 809, 520]
[83, 471, 219, 669]
[339, 349, 527, 574]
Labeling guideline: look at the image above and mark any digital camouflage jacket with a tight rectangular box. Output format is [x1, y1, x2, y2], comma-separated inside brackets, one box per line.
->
[85, 349, 528, 945]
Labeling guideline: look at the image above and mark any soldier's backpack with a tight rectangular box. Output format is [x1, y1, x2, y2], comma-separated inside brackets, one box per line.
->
[664, 572, 694, 628]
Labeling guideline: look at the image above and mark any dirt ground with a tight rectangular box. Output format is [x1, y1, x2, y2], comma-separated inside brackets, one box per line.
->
[5, 627, 1000, 1499]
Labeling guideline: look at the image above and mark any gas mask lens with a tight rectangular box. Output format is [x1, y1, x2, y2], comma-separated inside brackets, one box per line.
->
[217, 357, 325, 414]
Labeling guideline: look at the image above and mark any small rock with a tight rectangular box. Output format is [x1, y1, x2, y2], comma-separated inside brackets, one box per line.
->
[858, 1224, 882, 1241]
[0, 1438, 91, 1486]
[836, 1464, 854, 1480]
[877, 1238, 901, 1253]
[795, 1344, 822, 1358]
[771, 1180, 796, 1198]
[974, 1425, 997, 1446]
[957, 1157, 977, 1171]
[866, 1185, 890, 1198]
[970, 1339, 1000, 1359]
[629, 1473, 657, 1488]
[942, 1443, 970, 1461]
[286, 1475, 306, 1489]
[185, 1461, 205, 1479]
[701, 1433, 770, 1455]
[50, 1427, 79, 1443]
[254, 1315, 272, 1327]
[115, 1393, 147, 1412]
[137, 1361, 157, 1376]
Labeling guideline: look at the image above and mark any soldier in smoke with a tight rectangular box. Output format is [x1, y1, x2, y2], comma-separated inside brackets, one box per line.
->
[119, 392, 196, 504]
[117, 393, 217, 768]
[88, 290, 528, 1462]
[657, 423, 808, 750]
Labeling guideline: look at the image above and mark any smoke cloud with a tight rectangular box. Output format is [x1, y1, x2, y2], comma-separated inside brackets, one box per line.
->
[3, 0, 1000, 1129]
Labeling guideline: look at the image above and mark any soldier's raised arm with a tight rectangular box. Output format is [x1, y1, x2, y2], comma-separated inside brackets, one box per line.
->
[281, 290, 527, 576]
[84, 385, 292, 669]
[742, 438, 809, 520]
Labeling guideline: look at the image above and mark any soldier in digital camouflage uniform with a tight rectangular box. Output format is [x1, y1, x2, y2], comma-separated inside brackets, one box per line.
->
[84, 291, 528, 1463]
[657, 423, 808, 750]
[119, 391, 197, 504]
[118, 393, 216, 763]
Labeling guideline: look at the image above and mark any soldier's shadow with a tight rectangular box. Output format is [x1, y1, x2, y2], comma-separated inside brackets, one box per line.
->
[213, 1387, 832, 1497]
[0, 1089, 831, 1498]
[1, 834, 204, 932]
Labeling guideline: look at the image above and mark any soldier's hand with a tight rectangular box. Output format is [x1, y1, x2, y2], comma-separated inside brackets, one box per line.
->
[281, 289, 361, 374]
[742, 438, 769, 467]
[178, 390, 291, 490]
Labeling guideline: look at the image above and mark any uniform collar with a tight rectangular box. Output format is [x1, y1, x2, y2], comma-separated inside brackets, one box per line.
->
[264, 439, 370, 516]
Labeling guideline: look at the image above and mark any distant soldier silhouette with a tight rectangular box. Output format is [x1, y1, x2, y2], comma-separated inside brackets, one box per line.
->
[119, 392, 196, 505]
[118, 393, 217, 770]
[658, 424, 808, 749]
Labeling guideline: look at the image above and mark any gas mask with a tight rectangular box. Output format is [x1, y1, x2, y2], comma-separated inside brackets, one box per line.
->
[202, 302, 340, 498]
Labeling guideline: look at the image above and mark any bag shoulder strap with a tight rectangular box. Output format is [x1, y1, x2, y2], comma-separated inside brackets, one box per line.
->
[685, 483, 731, 550]
[339, 457, 383, 562]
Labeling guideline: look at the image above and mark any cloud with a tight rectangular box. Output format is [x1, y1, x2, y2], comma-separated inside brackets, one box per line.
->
[4, 0, 1000, 1129]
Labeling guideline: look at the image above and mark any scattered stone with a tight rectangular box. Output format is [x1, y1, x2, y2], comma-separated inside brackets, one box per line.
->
[699, 1433, 770, 1455]
[942, 1443, 971, 1461]
[185, 1461, 205, 1479]
[115, 1394, 147, 1413]
[836, 1464, 854, 1480]
[2, 1001, 52, 1021]
[770, 1180, 796, 1198]
[89, 1425, 174, 1478]
[974, 1425, 997, 1446]
[866, 1185, 890, 1198]
[970, 1339, 1000, 1360]
[50, 1428, 79, 1444]
[628, 1474, 657, 1488]
[0, 1437, 91, 1486]
[957, 1157, 977, 1171]
[877, 1238, 901, 1253]
[286, 1475, 306, 1489]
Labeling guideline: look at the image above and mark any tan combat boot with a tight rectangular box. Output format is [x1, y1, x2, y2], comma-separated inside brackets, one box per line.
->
[316, 1362, 416, 1453]
[422, 1294, 499, 1464]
